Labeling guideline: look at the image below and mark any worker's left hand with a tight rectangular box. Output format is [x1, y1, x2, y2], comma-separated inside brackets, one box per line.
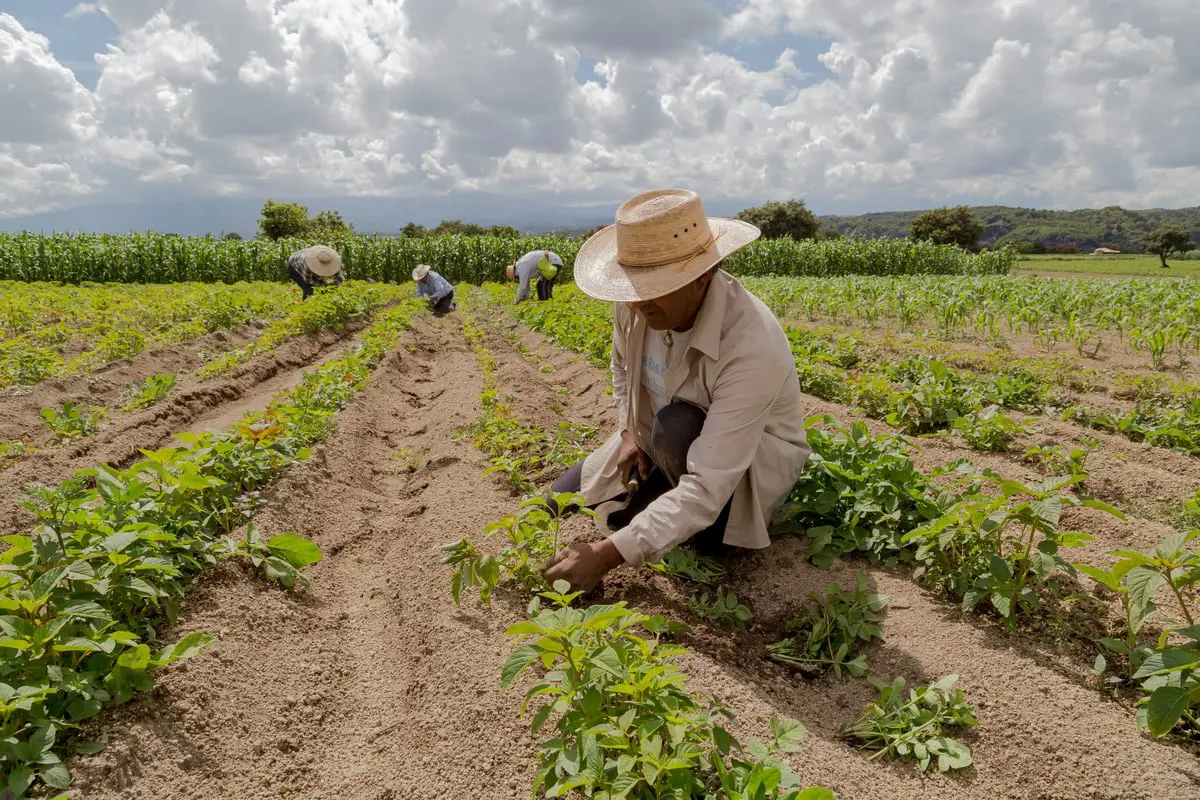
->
[542, 540, 624, 593]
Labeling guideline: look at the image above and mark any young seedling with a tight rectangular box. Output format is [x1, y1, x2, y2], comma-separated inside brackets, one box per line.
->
[648, 548, 727, 585]
[122, 372, 177, 411]
[690, 586, 754, 629]
[843, 675, 978, 773]
[952, 405, 1031, 453]
[767, 573, 887, 678]
[442, 492, 590, 607]
[39, 401, 106, 440]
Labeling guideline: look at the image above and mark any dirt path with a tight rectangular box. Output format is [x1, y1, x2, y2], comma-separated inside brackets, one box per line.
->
[67, 310, 1200, 800]
[0, 319, 370, 535]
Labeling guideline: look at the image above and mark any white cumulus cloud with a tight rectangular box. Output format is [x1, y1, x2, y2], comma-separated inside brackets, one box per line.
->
[0, 0, 1197, 220]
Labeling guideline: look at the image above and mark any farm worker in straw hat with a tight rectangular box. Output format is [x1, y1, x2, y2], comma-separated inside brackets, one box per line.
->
[509, 249, 564, 304]
[286, 245, 344, 301]
[412, 264, 456, 315]
[541, 189, 811, 593]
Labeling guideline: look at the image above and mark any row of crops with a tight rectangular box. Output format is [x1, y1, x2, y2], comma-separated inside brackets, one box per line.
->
[0, 281, 297, 389]
[0, 297, 428, 797]
[468, 282, 1200, 748]
[0, 232, 1017, 285]
[745, 275, 1200, 366]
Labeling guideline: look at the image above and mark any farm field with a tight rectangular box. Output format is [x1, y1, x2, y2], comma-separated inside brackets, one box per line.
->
[1, 271, 1199, 800]
[1016, 253, 1200, 279]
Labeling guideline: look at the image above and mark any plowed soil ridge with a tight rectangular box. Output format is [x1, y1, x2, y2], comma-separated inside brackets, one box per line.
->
[0, 319, 370, 535]
[65, 311, 1200, 800]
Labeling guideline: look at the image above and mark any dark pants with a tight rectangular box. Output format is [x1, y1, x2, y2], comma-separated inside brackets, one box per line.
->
[551, 402, 733, 556]
[536, 276, 556, 301]
[288, 264, 314, 300]
[431, 290, 455, 315]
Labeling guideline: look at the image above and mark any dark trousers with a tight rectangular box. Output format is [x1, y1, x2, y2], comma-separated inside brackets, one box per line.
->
[551, 402, 733, 556]
[536, 276, 556, 301]
[288, 264, 314, 300]
[432, 290, 455, 315]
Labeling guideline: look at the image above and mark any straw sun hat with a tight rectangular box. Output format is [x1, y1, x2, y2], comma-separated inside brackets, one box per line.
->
[302, 245, 343, 277]
[573, 189, 760, 303]
[412, 264, 431, 281]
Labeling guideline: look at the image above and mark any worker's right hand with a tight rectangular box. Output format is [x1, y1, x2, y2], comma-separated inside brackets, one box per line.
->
[617, 430, 651, 487]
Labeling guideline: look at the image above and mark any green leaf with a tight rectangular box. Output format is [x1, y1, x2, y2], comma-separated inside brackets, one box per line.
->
[1145, 686, 1190, 737]
[156, 632, 214, 666]
[75, 741, 107, 756]
[101, 531, 139, 553]
[265, 534, 323, 569]
[590, 646, 624, 678]
[501, 645, 540, 690]
[795, 790, 837, 800]
[40, 763, 71, 790]
[7, 767, 34, 797]
[1074, 564, 1120, 592]
[991, 592, 1013, 619]
[1126, 566, 1165, 618]
[988, 554, 1013, 581]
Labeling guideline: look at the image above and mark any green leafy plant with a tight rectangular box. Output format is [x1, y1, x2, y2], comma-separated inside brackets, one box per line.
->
[0, 438, 35, 470]
[766, 574, 886, 678]
[442, 493, 590, 607]
[121, 372, 177, 411]
[1078, 531, 1200, 738]
[395, 447, 428, 473]
[842, 675, 978, 773]
[691, 587, 753, 630]
[648, 548, 727, 586]
[237, 525, 324, 590]
[952, 405, 1030, 452]
[774, 416, 944, 568]
[903, 468, 1124, 626]
[1022, 440, 1096, 482]
[38, 401, 106, 440]
[501, 581, 837, 799]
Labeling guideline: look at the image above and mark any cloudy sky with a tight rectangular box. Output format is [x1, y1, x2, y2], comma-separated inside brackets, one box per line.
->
[2, 0, 1198, 221]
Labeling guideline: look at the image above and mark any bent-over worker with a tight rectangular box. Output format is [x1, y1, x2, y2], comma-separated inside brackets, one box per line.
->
[286, 245, 344, 300]
[412, 264, 455, 315]
[542, 189, 811, 593]
[510, 249, 563, 303]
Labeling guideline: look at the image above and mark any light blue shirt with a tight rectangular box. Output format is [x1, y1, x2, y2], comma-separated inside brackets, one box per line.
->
[416, 270, 453, 302]
[514, 250, 563, 303]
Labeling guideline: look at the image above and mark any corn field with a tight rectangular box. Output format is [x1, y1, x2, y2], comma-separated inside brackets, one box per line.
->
[0, 232, 1015, 285]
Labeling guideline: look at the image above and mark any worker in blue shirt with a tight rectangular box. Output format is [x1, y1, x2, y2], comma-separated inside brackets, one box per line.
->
[412, 264, 455, 314]
[509, 249, 562, 304]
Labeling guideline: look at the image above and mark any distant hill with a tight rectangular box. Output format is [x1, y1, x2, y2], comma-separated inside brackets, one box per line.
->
[819, 205, 1200, 252]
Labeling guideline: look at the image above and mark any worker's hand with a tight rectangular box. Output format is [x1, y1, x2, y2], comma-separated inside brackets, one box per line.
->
[542, 540, 624, 593]
[617, 430, 651, 488]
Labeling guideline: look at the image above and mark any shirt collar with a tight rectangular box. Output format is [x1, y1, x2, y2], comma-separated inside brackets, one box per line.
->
[684, 270, 729, 361]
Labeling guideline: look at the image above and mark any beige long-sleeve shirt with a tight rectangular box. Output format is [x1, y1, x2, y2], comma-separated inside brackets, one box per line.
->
[578, 270, 811, 567]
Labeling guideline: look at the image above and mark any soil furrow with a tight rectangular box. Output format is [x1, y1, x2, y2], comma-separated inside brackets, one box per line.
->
[64, 308, 1200, 800]
[0, 319, 370, 535]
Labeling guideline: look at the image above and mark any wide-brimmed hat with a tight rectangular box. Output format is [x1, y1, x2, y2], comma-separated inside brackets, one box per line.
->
[302, 245, 343, 277]
[573, 189, 760, 303]
[412, 264, 431, 281]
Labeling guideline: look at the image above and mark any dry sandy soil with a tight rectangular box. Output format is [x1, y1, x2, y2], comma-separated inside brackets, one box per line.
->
[26, 297, 1194, 800]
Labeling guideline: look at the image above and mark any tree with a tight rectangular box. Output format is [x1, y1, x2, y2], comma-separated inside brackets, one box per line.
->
[909, 206, 985, 250]
[486, 225, 520, 239]
[258, 200, 312, 240]
[735, 199, 820, 240]
[1142, 224, 1196, 268]
[222, 231, 243, 241]
[310, 210, 353, 237]
[400, 222, 428, 238]
[431, 219, 488, 236]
